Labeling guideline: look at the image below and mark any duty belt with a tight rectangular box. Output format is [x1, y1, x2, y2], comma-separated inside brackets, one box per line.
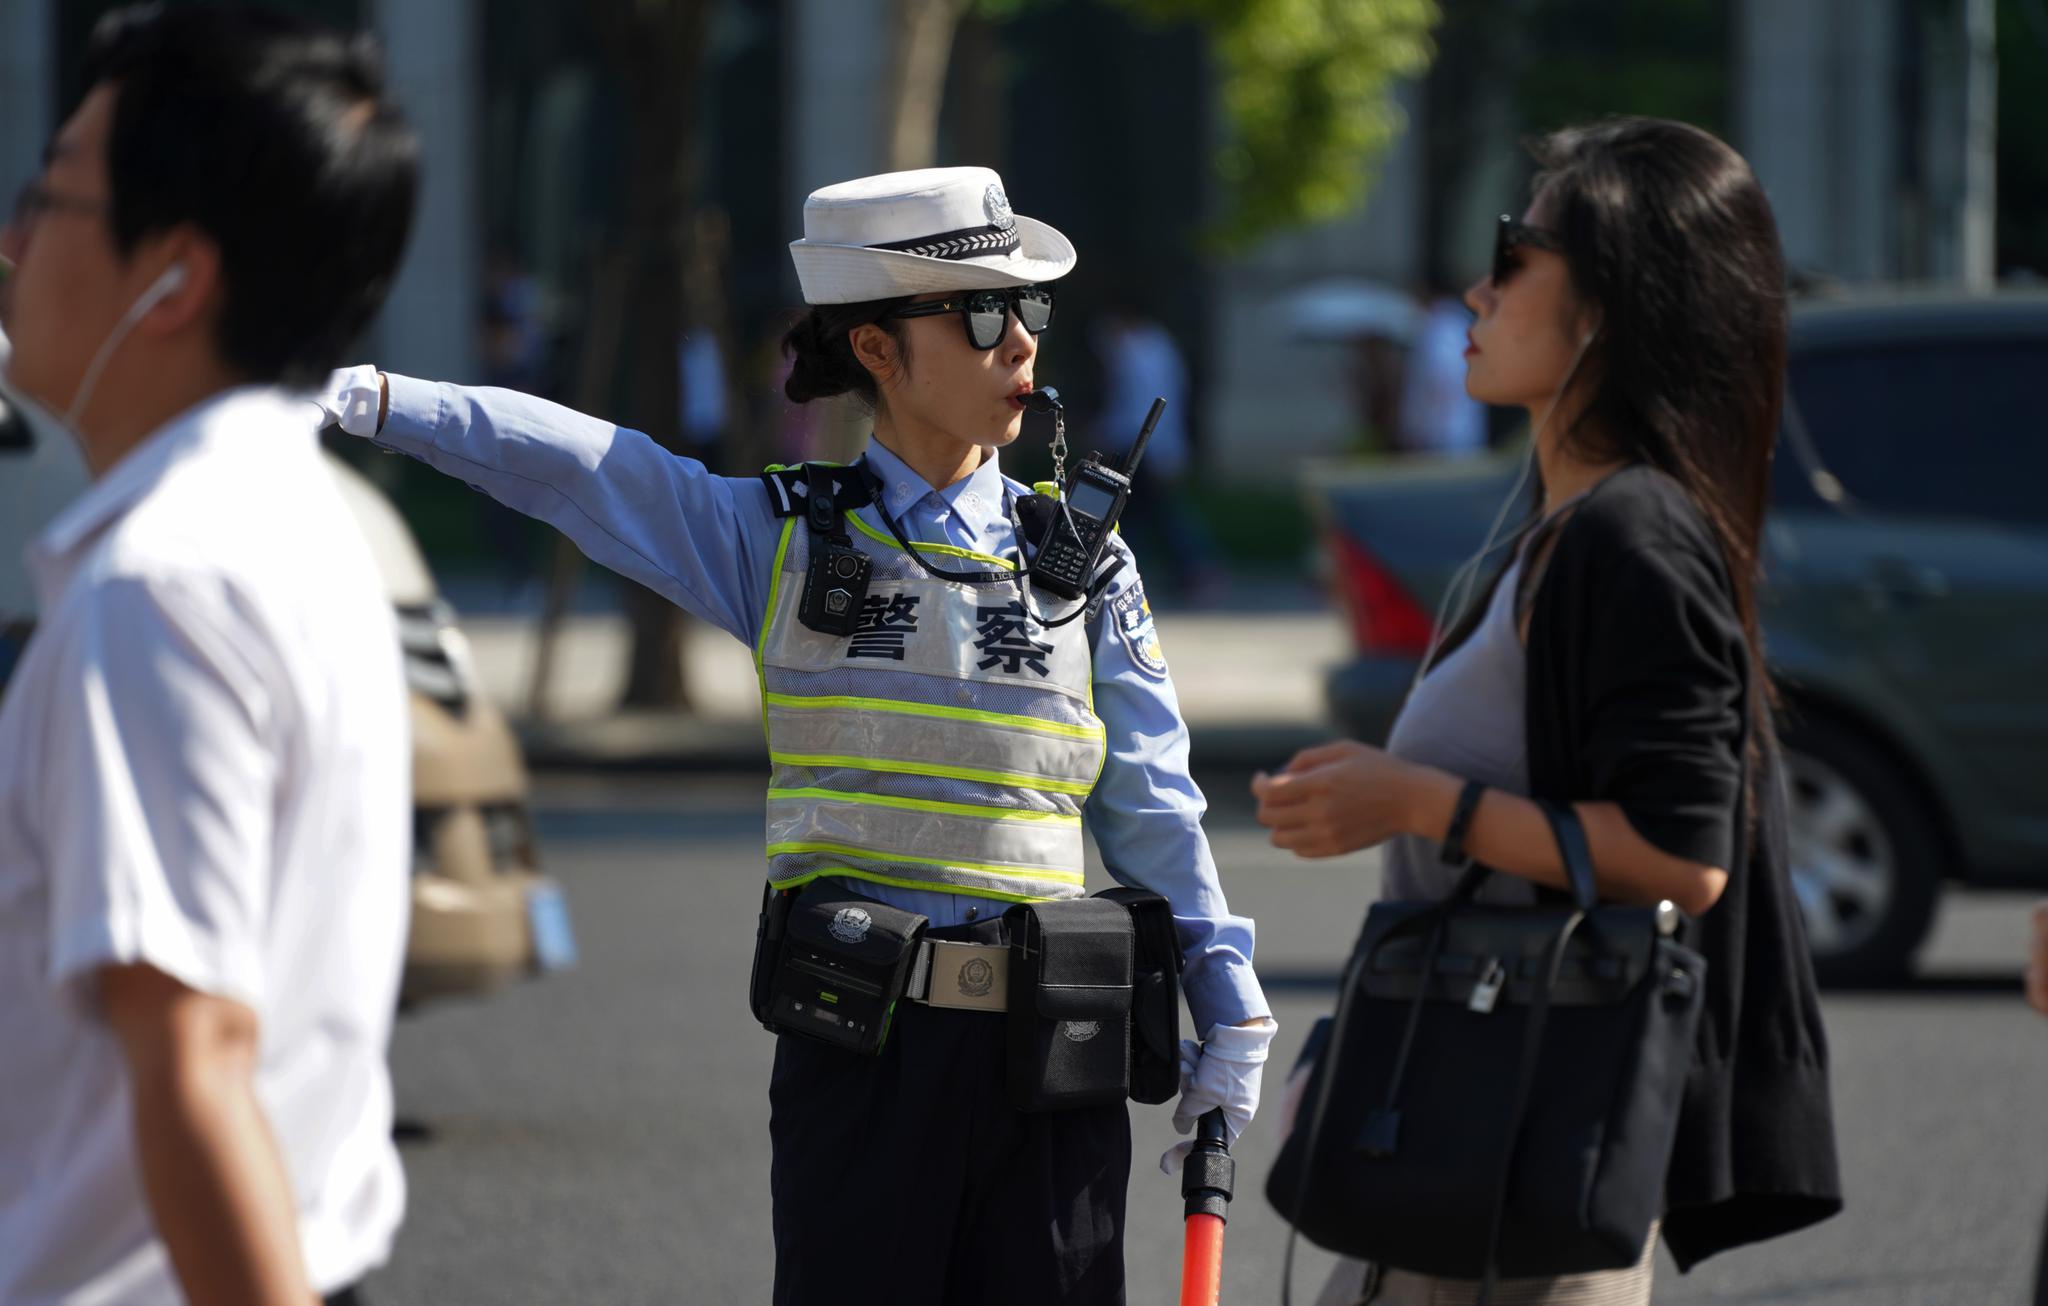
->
[906, 938, 1010, 1013]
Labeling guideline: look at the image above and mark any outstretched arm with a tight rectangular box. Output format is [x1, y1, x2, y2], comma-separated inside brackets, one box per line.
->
[322, 367, 782, 645]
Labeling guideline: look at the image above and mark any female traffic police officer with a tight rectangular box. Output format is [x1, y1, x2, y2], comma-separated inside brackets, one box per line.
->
[319, 166, 1275, 1304]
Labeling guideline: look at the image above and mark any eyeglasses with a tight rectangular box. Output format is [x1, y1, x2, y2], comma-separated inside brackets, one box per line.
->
[9, 181, 108, 230]
[1493, 214, 1561, 287]
[883, 285, 1056, 351]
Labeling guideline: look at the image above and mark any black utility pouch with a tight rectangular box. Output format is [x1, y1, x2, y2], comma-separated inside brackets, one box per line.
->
[1095, 887, 1184, 1105]
[1004, 898, 1135, 1111]
[754, 882, 927, 1056]
[749, 882, 799, 1030]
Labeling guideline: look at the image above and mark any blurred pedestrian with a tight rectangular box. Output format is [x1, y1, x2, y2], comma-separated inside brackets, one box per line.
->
[1256, 118, 1842, 1303]
[480, 261, 552, 603]
[0, 8, 417, 1303]
[1395, 277, 1488, 457]
[1090, 292, 1226, 603]
[677, 329, 728, 471]
[316, 165, 1275, 1306]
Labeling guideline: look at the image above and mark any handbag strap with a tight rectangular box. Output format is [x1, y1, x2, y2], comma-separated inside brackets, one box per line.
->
[1547, 799, 1599, 910]
[1280, 942, 1371, 1306]
[1365, 803, 1595, 1131]
[1474, 799, 1596, 1306]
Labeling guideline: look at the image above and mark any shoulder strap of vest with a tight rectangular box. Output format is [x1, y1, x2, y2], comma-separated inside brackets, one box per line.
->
[759, 462, 874, 520]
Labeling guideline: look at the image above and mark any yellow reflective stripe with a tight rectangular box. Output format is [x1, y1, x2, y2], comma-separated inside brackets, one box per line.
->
[767, 841, 1085, 884]
[767, 868, 1063, 906]
[846, 512, 1018, 570]
[770, 751, 1096, 796]
[762, 692, 1105, 743]
[767, 787, 1081, 826]
[756, 519, 796, 741]
[757, 520, 795, 676]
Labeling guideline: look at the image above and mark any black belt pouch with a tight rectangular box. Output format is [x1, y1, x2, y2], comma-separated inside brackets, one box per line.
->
[751, 882, 926, 1056]
[1004, 898, 1134, 1111]
[1094, 887, 1183, 1104]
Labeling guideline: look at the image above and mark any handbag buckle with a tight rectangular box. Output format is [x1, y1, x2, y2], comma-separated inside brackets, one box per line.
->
[1468, 956, 1508, 1014]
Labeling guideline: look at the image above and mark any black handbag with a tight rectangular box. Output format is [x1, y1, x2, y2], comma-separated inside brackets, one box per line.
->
[1266, 801, 1708, 1303]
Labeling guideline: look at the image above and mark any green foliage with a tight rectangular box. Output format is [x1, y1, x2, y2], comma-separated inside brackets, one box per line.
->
[970, 0, 1440, 248]
[1123, 0, 1440, 248]
[1998, 0, 2048, 274]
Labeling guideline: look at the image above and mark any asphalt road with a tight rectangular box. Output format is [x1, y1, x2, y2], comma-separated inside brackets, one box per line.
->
[364, 770, 2048, 1305]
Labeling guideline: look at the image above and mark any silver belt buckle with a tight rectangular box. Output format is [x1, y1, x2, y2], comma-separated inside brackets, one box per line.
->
[920, 939, 1009, 1012]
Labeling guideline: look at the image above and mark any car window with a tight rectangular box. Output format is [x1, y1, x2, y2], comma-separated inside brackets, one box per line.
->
[1781, 338, 2048, 527]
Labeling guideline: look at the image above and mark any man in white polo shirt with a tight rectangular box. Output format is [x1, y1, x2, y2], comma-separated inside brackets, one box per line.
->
[0, 8, 419, 1303]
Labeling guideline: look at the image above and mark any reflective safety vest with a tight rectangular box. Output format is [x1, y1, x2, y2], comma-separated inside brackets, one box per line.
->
[754, 493, 1106, 904]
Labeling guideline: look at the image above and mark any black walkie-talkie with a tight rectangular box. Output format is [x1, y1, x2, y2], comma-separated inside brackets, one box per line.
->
[1023, 395, 1165, 601]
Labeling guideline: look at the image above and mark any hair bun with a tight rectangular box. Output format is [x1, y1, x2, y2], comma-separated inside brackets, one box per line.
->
[777, 312, 833, 403]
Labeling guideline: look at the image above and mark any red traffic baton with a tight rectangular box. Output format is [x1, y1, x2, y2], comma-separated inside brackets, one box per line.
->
[1179, 1107, 1235, 1306]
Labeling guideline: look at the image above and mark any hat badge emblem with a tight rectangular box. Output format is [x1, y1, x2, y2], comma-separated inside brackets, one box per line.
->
[984, 184, 1015, 230]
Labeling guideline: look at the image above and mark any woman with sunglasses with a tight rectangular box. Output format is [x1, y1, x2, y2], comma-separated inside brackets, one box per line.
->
[317, 166, 1274, 1305]
[1258, 119, 1841, 1304]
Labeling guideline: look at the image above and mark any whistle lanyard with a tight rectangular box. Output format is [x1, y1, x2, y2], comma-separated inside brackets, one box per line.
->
[856, 459, 1095, 630]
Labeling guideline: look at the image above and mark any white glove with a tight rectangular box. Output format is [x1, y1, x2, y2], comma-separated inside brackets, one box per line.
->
[1158, 1017, 1276, 1176]
[306, 364, 384, 437]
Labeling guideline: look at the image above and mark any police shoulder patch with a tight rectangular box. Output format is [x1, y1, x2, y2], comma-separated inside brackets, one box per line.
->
[1109, 581, 1168, 680]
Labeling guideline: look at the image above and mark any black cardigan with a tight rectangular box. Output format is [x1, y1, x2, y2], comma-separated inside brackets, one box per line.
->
[1514, 464, 1841, 1269]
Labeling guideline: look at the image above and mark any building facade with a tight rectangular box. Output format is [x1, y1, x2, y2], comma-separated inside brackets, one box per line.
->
[0, 0, 1998, 481]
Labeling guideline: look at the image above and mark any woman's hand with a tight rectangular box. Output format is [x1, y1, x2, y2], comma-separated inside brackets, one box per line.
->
[1252, 740, 1443, 858]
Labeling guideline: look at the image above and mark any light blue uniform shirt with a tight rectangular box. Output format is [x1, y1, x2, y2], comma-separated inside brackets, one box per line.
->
[367, 375, 1269, 1033]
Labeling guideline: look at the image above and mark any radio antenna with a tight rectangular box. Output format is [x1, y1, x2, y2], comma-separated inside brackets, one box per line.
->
[1121, 398, 1165, 476]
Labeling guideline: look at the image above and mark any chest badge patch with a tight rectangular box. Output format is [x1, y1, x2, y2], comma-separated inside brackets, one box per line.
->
[1110, 582, 1168, 680]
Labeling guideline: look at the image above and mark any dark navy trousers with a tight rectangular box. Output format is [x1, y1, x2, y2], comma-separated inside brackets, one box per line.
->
[768, 920, 1131, 1305]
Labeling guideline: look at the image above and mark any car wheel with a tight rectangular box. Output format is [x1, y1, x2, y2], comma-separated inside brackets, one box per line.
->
[1781, 713, 1943, 985]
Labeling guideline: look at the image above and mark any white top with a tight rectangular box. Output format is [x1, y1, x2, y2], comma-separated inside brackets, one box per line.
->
[0, 389, 410, 1304]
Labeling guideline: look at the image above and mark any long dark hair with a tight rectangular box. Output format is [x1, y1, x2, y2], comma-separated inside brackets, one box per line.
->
[1538, 117, 1785, 727]
[1423, 116, 1786, 801]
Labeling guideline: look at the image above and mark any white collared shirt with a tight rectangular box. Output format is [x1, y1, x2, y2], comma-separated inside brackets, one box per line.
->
[0, 389, 410, 1303]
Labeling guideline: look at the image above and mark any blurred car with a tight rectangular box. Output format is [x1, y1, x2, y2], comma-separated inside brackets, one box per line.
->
[0, 340, 572, 1007]
[1313, 290, 2048, 984]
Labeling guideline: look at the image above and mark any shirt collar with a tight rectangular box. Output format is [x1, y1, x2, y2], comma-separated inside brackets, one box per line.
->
[36, 386, 317, 571]
[860, 437, 1011, 525]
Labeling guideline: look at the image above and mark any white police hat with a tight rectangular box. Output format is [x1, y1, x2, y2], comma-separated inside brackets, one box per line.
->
[788, 166, 1077, 305]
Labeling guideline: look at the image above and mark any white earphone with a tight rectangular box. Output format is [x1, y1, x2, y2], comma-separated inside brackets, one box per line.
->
[141, 262, 189, 304]
[1409, 320, 1604, 690]
[63, 262, 188, 429]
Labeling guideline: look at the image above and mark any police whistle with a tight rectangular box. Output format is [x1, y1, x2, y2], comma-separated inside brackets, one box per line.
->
[1018, 386, 1062, 415]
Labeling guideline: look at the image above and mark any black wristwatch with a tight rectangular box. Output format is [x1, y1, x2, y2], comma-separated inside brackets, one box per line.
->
[1438, 780, 1488, 866]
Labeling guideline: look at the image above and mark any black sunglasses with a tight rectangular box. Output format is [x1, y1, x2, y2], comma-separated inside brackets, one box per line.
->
[883, 285, 1056, 351]
[1492, 214, 1561, 287]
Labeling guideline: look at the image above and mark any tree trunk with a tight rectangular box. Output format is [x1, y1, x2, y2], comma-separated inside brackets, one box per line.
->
[947, 14, 1008, 170]
[596, 0, 716, 710]
[527, 239, 635, 722]
[884, 0, 968, 171]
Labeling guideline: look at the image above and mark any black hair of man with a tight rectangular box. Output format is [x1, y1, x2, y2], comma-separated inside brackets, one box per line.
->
[82, 4, 419, 389]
